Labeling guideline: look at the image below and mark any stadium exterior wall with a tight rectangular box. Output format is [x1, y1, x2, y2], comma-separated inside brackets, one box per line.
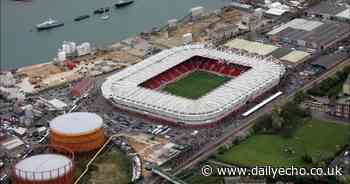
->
[104, 84, 280, 128]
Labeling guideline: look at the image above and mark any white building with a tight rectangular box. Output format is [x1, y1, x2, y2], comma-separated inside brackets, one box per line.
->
[101, 45, 285, 125]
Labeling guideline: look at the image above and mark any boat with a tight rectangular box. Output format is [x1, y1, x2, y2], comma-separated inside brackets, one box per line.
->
[74, 15, 90, 21]
[36, 18, 64, 31]
[100, 9, 110, 20]
[101, 14, 110, 20]
[115, 0, 134, 8]
[93, 8, 104, 14]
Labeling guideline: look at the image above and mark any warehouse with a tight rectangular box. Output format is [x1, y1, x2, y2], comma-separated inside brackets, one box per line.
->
[305, 1, 350, 23]
[224, 39, 310, 67]
[267, 18, 350, 50]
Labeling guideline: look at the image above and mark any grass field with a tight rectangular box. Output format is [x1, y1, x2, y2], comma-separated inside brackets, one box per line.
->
[80, 147, 132, 184]
[216, 119, 349, 167]
[162, 71, 231, 99]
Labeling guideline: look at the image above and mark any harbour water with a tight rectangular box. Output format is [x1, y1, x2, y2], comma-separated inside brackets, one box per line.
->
[1, 0, 229, 69]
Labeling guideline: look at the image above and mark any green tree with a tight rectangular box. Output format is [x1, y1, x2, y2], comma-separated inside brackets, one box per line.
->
[271, 106, 284, 131]
[294, 91, 306, 104]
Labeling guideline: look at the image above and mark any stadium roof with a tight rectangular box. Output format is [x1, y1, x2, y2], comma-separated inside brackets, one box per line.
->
[101, 45, 285, 124]
[15, 154, 72, 180]
[50, 112, 103, 135]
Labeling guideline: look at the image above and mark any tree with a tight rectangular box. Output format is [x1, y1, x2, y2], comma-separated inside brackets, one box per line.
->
[294, 91, 306, 104]
[301, 153, 313, 164]
[271, 106, 284, 131]
[253, 114, 273, 133]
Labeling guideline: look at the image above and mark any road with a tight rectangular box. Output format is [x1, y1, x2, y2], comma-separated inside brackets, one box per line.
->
[148, 58, 350, 184]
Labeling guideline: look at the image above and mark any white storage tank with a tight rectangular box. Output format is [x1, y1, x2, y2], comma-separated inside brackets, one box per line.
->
[49, 112, 106, 153]
[12, 148, 75, 184]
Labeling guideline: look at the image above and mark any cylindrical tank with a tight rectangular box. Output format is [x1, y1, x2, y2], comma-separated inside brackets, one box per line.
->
[12, 146, 74, 184]
[49, 112, 106, 153]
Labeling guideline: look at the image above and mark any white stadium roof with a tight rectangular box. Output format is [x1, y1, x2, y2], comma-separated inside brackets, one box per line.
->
[15, 154, 73, 181]
[101, 45, 285, 124]
[50, 112, 103, 135]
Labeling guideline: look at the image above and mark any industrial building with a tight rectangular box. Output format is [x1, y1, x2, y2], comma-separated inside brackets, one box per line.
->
[208, 24, 239, 45]
[311, 52, 349, 70]
[11, 146, 75, 184]
[101, 44, 285, 127]
[267, 18, 350, 50]
[224, 39, 311, 67]
[49, 112, 106, 153]
[304, 1, 350, 23]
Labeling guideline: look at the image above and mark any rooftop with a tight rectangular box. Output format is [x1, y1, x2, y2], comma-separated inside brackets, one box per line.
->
[307, 1, 350, 19]
[224, 39, 278, 56]
[15, 154, 72, 180]
[268, 18, 350, 46]
[50, 112, 103, 135]
[280, 51, 310, 63]
[311, 52, 349, 70]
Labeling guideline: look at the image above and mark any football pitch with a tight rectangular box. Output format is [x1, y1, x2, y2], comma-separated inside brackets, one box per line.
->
[162, 71, 231, 99]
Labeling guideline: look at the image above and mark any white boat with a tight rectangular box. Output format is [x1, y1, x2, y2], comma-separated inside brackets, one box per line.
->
[101, 15, 110, 20]
[100, 9, 111, 20]
[36, 18, 64, 30]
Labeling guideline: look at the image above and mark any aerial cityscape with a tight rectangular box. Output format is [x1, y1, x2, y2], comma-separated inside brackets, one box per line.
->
[0, 0, 350, 183]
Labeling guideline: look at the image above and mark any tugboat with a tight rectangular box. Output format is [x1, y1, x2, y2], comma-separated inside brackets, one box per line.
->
[93, 8, 105, 14]
[36, 18, 64, 31]
[74, 14, 90, 21]
[115, 0, 134, 8]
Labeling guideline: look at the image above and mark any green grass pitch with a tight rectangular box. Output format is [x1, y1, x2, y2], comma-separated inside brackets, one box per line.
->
[162, 71, 231, 99]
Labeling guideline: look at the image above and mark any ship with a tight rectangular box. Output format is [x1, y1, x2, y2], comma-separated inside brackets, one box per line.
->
[94, 8, 105, 14]
[115, 0, 134, 8]
[100, 8, 111, 20]
[74, 15, 90, 21]
[36, 18, 64, 31]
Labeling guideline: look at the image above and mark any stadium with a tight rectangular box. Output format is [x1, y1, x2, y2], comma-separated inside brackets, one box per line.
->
[101, 44, 285, 127]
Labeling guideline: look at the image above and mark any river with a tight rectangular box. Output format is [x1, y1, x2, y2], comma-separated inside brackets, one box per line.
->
[1, 0, 229, 69]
